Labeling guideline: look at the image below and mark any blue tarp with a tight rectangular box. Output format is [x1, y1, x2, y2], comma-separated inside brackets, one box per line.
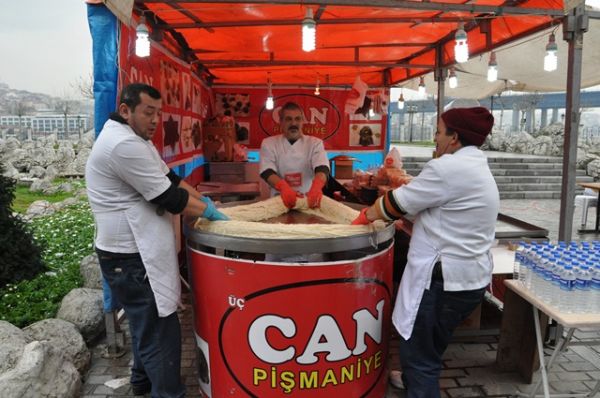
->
[87, 3, 118, 138]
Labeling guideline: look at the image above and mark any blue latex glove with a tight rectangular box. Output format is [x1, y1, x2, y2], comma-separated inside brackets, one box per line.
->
[200, 196, 230, 221]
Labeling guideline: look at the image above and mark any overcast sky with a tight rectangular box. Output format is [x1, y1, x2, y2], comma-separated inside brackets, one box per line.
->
[0, 0, 92, 98]
[0, 0, 598, 100]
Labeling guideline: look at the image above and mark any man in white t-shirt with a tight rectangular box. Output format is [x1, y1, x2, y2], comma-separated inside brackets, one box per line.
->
[86, 83, 228, 397]
[259, 102, 330, 209]
[352, 106, 499, 397]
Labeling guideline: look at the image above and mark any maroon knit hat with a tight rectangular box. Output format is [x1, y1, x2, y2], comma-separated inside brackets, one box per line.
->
[440, 107, 494, 147]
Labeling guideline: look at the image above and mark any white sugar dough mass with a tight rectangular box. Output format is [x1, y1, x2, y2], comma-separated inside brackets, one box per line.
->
[194, 196, 386, 239]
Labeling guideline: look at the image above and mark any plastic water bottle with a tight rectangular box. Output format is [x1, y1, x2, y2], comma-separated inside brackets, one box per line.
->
[537, 253, 552, 301]
[519, 245, 531, 287]
[513, 243, 524, 281]
[558, 262, 577, 313]
[529, 248, 545, 294]
[590, 263, 600, 314]
[542, 255, 559, 306]
[574, 263, 592, 313]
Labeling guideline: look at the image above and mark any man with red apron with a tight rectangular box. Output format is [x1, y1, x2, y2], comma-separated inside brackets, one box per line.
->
[259, 101, 330, 209]
[86, 83, 228, 397]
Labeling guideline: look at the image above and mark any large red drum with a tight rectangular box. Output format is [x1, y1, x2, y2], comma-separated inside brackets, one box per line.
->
[185, 223, 395, 398]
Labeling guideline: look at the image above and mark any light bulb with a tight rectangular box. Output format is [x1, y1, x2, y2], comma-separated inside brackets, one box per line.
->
[302, 8, 316, 52]
[266, 96, 274, 110]
[544, 52, 557, 72]
[369, 108, 375, 118]
[449, 75, 458, 89]
[418, 77, 426, 96]
[398, 93, 405, 110]
[487, 65, 498, 82]
[135, 19, 150, 57]
[314, 87, 320, 96]
[544, 33, 558, 72]
[487, 51, 498, 82]
[454, 23, 469, 63]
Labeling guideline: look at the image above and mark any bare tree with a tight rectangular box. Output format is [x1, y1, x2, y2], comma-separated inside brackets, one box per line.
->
[10, 101, 34, 137]
[55, 94, 77, 138]
[72, 73, 94, 100]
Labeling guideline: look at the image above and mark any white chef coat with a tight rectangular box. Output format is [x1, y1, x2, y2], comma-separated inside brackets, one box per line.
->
[390, 145, 499, 339]
[259, 134, 329, 195]
[86, 119, 181, 317]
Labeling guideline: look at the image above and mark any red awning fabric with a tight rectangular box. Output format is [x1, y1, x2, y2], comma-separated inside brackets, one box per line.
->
[130, 0, 566, 88]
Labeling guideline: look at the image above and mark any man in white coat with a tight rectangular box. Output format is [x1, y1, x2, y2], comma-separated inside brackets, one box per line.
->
[259, 101, 330, 209]
[352, 106, 499, 397]
[86, 83, 228, 397]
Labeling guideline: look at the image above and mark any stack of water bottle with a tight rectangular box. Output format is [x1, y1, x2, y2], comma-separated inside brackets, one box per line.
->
[513, 240, 600, 314]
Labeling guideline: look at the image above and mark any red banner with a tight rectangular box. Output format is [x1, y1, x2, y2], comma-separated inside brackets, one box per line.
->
[119, 25, 389, 162]
[119, 25, 210, 165]
[213, 88, 389, 151]
[188, 247, 394, 398]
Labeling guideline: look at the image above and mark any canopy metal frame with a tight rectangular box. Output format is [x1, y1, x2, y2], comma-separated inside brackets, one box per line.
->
[127, 0, 597, 240]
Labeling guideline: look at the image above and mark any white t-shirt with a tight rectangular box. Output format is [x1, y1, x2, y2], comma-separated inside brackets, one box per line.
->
[86, 120, 171, 253]
[259, 134, 329, 194]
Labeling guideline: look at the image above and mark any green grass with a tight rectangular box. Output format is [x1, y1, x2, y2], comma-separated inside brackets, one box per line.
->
[12, 179, 86, 213]
[0, 202, 94, 327]
[12, 186, 73, 213]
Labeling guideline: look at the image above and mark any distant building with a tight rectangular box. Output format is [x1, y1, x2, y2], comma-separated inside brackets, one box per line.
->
[0, 114, 91, 135]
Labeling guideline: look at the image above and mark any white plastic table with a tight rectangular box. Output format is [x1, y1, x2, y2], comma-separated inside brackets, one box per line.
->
[504, 280, 600, 398]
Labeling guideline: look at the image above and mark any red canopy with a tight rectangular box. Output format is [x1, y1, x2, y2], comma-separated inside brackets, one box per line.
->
[133, 0, 565, 87]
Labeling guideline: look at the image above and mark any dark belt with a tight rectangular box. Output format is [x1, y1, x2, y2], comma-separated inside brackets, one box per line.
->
[95, 248, 141, 260]
[432, 261, 443, 281]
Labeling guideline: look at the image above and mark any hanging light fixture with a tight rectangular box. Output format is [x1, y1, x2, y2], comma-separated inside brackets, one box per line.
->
[487, 51, 498, 82]
[454, 22, 469, 63]
[418, 76, 426, 96]
[135, 16, 150, 57]
[302, 8, 316, 52]
[266, 73, 274, 110]
[398, 91, 405, 110]
[448, 67, 458, 89]
[369, 107, 375, 118]
[314, 73, 320, 96]
[544, 33, 558, 72]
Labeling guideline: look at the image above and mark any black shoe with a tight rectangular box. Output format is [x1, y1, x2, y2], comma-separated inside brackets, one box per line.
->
[131, 383, 151, 396]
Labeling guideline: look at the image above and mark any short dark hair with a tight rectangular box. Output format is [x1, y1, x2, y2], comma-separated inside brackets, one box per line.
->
[446, 128, 471, 147]
[279, 102, 303, 118]
[119, 83, 161, 111]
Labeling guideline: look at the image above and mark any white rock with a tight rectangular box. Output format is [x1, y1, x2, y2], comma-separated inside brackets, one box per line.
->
[0, 341, 81, 398]
[23, 318, 91, 373]
[56, 288, 104, 343]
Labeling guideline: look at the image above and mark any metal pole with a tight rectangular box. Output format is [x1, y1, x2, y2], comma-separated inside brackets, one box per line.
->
[409, 107, 414, 142]
[559, 4, 588, 241]
[434, 46, 446, 123]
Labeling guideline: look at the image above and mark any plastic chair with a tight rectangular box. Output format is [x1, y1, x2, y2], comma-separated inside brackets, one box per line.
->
[575, 188, 598, 227]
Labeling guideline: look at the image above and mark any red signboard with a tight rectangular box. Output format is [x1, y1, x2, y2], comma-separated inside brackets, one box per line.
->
[119, 25, 389, 162]
[188, 247, 394, 398]
[118, 25, 210, 165]
[214, 87, 389, 151]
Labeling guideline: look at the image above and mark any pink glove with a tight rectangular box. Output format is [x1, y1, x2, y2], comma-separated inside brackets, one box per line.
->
[351, 208, 371, 225]
[275, 179, 303, 209]
[306, 178, 326, 208]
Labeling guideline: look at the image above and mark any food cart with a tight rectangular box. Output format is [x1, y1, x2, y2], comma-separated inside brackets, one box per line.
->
[86, 1, 596, 396]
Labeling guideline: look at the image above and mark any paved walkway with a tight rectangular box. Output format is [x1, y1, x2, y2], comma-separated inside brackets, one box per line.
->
[83, 146, 600, 397]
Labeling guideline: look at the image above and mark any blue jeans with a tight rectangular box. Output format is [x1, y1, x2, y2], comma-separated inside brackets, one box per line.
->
[97, 250, 185, 398]
[399, 279, 485, 398]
